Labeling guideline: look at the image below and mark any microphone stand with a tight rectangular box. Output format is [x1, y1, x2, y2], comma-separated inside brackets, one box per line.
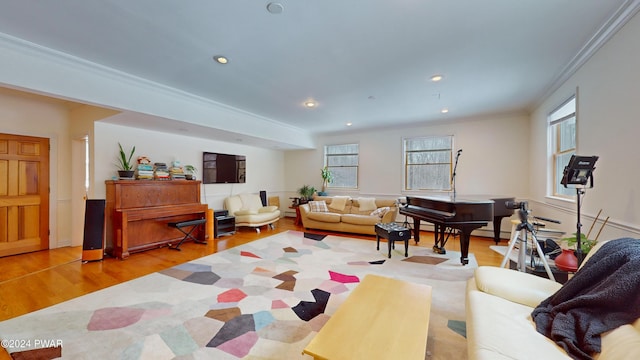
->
[452, 150, 462, 199]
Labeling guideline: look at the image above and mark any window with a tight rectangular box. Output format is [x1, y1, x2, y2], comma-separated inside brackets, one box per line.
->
[404, 136, 453, 191]
[549, 96, 576, 197]
[324, 143, 359, 188]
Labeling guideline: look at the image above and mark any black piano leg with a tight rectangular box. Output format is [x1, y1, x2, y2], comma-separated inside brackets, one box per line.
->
[493, 215, 506, 244]
[412, 219, 421, 245]
[459, 230, 471, 265]
[433, 225, 446, 254]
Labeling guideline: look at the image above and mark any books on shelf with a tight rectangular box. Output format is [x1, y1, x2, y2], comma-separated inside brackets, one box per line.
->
[154, 162, 170, 180]
[127, 159, 192, 181]
[136, 164, 154, 180]
[170, 166, 186, 180]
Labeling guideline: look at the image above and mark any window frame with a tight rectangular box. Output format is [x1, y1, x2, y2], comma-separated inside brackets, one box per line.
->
[324, 143, 359, 189]
[548, 95, 577, 199]
[403, 135, 454, 191]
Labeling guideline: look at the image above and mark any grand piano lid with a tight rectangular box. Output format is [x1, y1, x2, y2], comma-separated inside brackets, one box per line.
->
[408, 194, 495, 204]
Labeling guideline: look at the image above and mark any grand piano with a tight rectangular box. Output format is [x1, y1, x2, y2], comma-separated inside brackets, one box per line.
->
[399, 195, 514, 265]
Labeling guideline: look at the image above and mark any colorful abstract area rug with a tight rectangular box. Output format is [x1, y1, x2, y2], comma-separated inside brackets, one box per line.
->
[0, 231, 477, 359]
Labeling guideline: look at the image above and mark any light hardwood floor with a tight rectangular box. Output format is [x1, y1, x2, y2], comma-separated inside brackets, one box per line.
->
[0, 218, 504, 323]
[0, 217, 505, 358]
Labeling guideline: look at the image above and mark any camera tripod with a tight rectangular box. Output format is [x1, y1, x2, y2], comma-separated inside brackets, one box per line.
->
[500, 201, 556, 282]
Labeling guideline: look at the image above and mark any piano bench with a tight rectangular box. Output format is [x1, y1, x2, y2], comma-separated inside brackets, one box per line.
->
[168, 218, 207, 251]
[375, 223, 411, 258]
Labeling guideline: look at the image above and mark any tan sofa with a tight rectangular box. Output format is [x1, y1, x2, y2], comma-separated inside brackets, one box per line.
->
[466, 238, 640, 360]
[224, 193, 281, 232]
[299, 196, 398, 235]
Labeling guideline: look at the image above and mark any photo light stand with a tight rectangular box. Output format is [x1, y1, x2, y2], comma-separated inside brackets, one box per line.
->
[561, 155, 599, 266]
[500, 201, 556, 281]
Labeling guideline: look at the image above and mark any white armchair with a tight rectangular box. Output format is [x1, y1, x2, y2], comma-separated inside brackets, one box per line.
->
[224, 193, 281, 232]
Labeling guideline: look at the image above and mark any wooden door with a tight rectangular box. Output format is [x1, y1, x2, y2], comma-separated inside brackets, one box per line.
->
[0, 133, 50, 257]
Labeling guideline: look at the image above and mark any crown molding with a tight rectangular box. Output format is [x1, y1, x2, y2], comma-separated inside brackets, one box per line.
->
[534, 0, 640, 108]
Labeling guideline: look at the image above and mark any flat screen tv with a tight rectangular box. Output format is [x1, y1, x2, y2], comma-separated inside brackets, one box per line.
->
[202, 152, 246, 184]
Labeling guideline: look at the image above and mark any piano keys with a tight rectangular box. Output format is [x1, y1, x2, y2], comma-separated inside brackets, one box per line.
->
[399, 195, 513, 265]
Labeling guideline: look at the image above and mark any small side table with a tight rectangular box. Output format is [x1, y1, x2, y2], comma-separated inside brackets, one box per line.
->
[214, 213, 236, 238]
[289, 205, 302, 226]
[376, 223, 411, 258]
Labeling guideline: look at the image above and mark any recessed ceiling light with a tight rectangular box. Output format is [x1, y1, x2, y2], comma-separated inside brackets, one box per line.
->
[213, 56, 228, 64]
[304, 100, 317, 108]
[431, 74, 443, 82]
[346, 122, 353, 127]
[441, 108, 449, 114]
[266, 2, 284, 14]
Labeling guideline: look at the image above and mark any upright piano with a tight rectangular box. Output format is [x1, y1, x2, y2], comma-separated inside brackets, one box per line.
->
[399, 195, 514, 265]
[105, 180, 209, 259]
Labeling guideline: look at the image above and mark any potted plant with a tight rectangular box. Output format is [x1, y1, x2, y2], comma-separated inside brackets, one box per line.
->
[297, 185, 316, 204]
[116, 142, 136, 179]
[554, 232, 597, 272]
[184, 164, 197, 180]
[563, 232, 597, 254]
[319, 166, 333, 196]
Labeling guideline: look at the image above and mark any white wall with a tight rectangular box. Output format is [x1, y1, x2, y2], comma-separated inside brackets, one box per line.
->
[529, 11, 640, 240]
[284, 112, 531, 237]
[287, 113, 530, 197]
[93, 121, 287, 211]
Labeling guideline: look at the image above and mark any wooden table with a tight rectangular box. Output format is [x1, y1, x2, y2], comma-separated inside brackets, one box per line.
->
[302, 274, 432, 360]
[289, 205, 302, 225]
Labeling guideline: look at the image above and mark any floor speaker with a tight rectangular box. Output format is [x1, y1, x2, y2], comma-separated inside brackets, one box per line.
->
[260, 190, 267, 206]
[82, 199, 106, 262]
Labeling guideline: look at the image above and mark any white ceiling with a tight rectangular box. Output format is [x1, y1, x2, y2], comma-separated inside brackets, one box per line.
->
[0, 0, 638, 147]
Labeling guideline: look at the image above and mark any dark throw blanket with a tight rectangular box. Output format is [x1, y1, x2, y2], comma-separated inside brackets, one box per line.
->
[531, 238, 640, 360]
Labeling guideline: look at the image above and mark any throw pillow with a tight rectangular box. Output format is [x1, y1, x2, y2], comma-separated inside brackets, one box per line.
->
[328, 196, 350, 211]
[370, 206, 390, 218]
[358, 197, 378, 212]
[308, 200, 329, 212]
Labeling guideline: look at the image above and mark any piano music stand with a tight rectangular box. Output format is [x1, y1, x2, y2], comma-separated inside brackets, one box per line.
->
[500, 202, 556, 281]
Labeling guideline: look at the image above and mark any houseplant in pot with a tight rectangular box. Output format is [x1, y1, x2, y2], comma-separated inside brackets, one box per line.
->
[297, 185, 316, 204]
[184, 165, 197, 180]
[116, 142, 136, 179]
[555, 233, 596, 272]
[318, 166, 333, 196]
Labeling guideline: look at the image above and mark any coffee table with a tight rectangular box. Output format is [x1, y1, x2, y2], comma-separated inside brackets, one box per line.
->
[302, 274, 432, 360]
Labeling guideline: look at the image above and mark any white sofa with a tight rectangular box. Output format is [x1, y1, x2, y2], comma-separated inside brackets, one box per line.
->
[224, 193, 281, 232]
[466, 238, 640, 360]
